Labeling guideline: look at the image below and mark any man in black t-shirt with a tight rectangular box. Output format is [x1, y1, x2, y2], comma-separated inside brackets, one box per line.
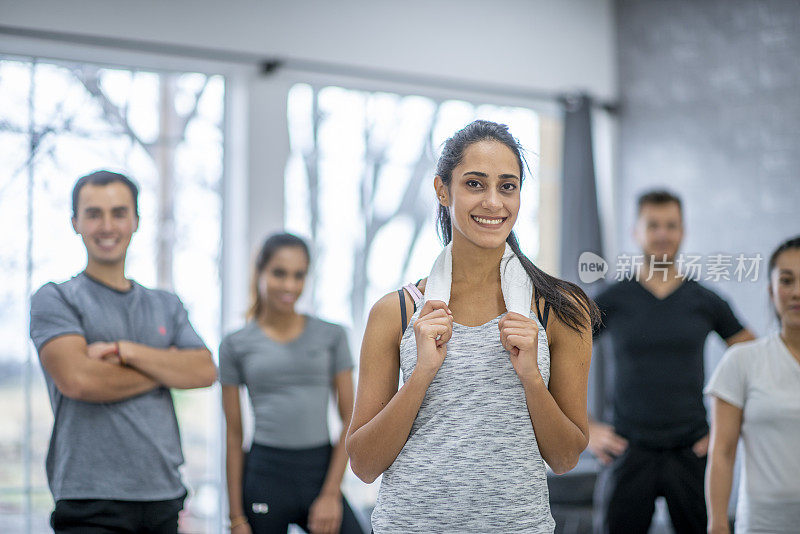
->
[590, 190, 754, 534]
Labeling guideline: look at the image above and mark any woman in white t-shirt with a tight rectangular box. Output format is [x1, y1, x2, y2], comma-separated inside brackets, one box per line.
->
[705, 235, 800, 534]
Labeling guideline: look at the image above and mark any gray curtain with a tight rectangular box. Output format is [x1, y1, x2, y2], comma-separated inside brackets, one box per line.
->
[546, 94, 609, 517]
[559, 94, 603, 284]
[558, 94, 610, 421]
[547, 94, 610, 521]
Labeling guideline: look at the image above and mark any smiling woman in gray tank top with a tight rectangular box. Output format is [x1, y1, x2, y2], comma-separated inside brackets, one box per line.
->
[346, 120, 601, 533]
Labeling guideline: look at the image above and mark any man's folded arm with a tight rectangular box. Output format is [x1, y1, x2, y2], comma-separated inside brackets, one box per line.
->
[119, 341, 216, 389]
[39, 334, 159, 403]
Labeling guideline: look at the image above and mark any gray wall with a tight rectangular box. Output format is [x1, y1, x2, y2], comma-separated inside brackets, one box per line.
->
[0, 0, 617, 101]
[615, 0, 800, 365]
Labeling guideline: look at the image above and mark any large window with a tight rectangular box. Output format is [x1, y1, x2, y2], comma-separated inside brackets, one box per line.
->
[284, 83, 552, 511]
[285, 84, 543, 331]
[0, 55, 224, 532]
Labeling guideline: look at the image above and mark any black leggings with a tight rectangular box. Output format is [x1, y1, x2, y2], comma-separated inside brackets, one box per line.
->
[243, 443, 364, 534]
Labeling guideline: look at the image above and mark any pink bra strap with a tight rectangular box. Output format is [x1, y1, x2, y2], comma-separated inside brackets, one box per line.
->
[403, 282, 423, 307]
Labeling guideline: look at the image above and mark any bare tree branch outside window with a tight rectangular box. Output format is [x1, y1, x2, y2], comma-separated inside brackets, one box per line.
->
[286, 84, 541, 337]
[0, 55, 224, 533]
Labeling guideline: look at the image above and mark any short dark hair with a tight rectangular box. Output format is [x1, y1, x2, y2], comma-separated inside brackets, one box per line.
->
[72, 170, 139, 218]
[637, 189, 682, 217]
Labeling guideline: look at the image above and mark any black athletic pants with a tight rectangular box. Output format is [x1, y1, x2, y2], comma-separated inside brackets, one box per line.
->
[51, 494, 185, 533]
[594, 444, 707, 534]
[244, 443, 364, 534]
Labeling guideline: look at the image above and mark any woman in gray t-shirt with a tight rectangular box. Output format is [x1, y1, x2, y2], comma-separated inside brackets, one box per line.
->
[706, 235, 800, 534]
[220, 233, 363, 534]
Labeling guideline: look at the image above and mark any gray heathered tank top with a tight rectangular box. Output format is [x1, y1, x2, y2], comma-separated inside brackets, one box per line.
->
[371, 292, 555, 533]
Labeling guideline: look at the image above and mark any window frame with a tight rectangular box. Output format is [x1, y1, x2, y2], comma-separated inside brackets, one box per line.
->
[1, 31, 617, 533]
[0, 37, 244, 534]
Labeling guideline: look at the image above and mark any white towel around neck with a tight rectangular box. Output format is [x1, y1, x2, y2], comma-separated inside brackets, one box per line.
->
[424, 243, 533, 316]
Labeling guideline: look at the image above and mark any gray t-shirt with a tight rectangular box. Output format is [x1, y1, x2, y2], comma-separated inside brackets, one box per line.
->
[705, 333, 800, 533]
[29, 272, 206, 502]
[219, 317, 353, 449]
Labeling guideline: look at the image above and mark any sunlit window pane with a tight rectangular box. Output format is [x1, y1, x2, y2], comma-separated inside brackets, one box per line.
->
[0, 55, 224, 533]
[285, 83, 541, 511]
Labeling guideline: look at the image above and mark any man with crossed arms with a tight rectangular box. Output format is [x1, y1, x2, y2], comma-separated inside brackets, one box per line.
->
[30, 170, 217, 533]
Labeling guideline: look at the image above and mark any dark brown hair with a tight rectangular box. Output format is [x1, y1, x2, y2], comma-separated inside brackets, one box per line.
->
[72, 170, 139, 218]
[435, 120, 600, 334]
[768, 235, 800, 275]
[636, 189, 682, 217]
[768, 235, 800, 322]
[247, 233, 310, 320]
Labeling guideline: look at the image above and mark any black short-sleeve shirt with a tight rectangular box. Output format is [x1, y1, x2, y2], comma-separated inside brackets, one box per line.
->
[594, 279, 744, 448]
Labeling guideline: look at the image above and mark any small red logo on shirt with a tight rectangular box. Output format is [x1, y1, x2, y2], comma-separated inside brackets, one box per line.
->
[158, 326, 167, 336]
